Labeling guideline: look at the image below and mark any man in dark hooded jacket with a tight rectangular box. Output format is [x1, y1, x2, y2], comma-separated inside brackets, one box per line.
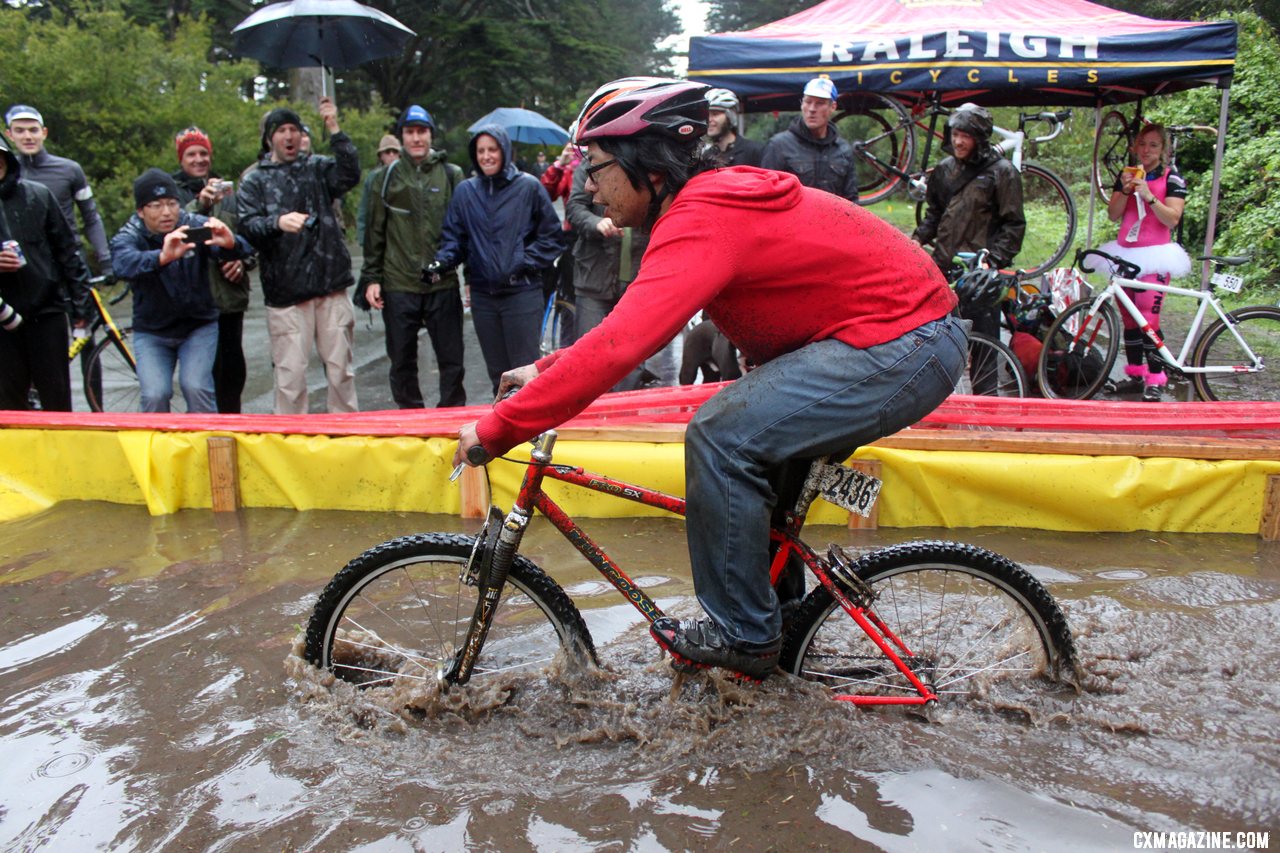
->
[912, 103, 1025, 279]
[431, 124, 564, 393]
[0, 135, 91, 411]
[760, 78, 859, 202]
[237, 99, 361, 414]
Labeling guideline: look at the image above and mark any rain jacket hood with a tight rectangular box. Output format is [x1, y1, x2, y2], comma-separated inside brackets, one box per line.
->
[468, 124, 520, 190]
[674, 164, 802, 212]
[0, 136, 19, 197]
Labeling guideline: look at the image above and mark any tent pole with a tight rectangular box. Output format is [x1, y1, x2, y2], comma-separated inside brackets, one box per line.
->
[1086, 104, 1101, 250]
[1200, 84, 1231, 291]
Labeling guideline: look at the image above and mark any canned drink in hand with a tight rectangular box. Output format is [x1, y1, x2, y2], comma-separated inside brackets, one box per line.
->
[2, 240, 26, 269]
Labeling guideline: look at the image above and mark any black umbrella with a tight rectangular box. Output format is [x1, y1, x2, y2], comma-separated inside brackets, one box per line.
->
[232, 0, 415, 97]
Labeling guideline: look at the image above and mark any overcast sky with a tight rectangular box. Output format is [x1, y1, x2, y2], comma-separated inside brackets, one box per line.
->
[664, 0, 711, 75]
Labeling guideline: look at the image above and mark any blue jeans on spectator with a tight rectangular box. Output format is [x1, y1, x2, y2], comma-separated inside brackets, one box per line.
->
[470, 286, 543, 394]
[132, 321, 218, 413]
[684, 317, 967, 652]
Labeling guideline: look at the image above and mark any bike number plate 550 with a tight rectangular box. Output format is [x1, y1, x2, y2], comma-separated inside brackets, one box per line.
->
[1212, 272, 1244, 293]
[813, 463, 883, 517]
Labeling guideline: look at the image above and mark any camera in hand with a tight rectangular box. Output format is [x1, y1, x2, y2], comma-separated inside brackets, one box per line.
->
[183, 226, 213, 244]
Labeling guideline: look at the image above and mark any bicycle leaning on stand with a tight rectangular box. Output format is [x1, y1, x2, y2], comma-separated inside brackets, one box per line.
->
[305, 429, 1080, 710]
[1036, 248, 1280, 401]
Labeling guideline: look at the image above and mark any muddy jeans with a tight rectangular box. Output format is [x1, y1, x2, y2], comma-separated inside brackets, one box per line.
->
[683, 316, 967, 651]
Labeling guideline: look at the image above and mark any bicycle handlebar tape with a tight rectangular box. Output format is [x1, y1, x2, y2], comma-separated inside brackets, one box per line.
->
[467, 444, 492, 466]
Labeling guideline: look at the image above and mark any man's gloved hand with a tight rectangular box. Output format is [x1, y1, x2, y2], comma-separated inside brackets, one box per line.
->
[422, 260, 444, 284]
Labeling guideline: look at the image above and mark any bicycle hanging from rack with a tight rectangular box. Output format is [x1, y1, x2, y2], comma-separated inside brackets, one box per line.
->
[837, 95, 1077, 278]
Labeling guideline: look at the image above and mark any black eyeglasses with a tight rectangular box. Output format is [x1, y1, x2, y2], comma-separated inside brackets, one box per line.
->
[583, 159, 619, 184]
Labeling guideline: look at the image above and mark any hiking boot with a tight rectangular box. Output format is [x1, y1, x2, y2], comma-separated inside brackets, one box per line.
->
[650, 617, 780, 681]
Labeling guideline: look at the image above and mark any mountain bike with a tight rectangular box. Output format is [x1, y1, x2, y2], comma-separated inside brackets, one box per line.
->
[305, 431, 1079, 708]
[839, 96, 1076, 277]
[1037, 248, 1280, 401]
[63, 277, 138, 412]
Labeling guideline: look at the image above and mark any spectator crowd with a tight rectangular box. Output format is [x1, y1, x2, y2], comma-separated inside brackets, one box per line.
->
[0, 74, 1050, 414]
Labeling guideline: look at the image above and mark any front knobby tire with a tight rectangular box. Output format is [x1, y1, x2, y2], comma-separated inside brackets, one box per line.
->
[781, 541, 1078, 704]
[305, 534, 595, 689]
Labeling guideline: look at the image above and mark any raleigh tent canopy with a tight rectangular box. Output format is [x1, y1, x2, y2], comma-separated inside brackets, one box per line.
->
[687, 0, 1237, 110]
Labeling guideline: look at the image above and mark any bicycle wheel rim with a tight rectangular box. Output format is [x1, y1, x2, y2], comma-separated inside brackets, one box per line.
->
[959, 333, 1027, 397]
[85, 332, 142, 412]
[1093, 110, 1134, 198]
[1191, 306, 1280, 402]
[1016, 163, 1077, 277]
[308, 540, 580, 689]
[1037, 301, 1119, 399]
[785, 548, 1073, 704]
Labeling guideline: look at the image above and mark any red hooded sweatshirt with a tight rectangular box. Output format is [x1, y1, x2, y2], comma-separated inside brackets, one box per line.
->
[476, 166, 956, 456]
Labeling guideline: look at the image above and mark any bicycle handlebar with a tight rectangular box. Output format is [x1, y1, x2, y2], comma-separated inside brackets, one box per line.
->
[1075, 247, 1141, 280]
[1019, 109, 1071, 144]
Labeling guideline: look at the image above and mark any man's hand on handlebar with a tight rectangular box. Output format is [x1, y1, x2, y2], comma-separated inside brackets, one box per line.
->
[453, 422, 489, 468]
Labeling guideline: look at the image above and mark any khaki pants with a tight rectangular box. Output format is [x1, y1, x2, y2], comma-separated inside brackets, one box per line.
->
[266, 290, 358, 414]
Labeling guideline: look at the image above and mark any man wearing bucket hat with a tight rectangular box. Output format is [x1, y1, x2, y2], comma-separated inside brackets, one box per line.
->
[358, 104, 467, 408]
[355, 133, 402, 247]
[761, 78, 859, 202]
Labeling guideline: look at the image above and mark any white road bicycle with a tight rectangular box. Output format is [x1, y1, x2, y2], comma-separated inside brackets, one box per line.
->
[1036, 249, 1280, 401]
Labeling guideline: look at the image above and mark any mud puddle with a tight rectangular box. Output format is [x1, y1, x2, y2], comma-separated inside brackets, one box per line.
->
[1, 503, 1276, 850]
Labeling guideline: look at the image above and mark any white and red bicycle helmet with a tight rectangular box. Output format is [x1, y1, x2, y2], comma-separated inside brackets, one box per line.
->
[574, 78, 710, 145]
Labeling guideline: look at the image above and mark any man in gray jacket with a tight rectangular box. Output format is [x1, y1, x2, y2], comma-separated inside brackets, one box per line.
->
[238, 99, 361, 414]
[761, 78, 859, 202]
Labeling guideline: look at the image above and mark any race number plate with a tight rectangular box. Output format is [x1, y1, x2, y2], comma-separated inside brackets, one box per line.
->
[1211, 272, 1244, 293]
[813, 463, 883, 518]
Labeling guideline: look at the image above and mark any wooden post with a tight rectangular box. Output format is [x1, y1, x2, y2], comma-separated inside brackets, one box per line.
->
[459, 465, 491, 520]
[1261, 474, 1280, 541]
[207, 436, 241, 513]
[846, 459, 883, 530]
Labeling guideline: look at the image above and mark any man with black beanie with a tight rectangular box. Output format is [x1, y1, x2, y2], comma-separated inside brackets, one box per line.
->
[237, 97, 362, 414]
[110, 168, 252, 413]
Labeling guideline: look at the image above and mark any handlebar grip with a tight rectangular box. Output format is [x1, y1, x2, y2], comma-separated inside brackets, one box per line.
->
[466, 444, 492, 466]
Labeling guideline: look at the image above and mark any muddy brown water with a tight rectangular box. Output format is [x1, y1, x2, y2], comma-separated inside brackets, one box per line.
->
[1, 502, 1277, 851]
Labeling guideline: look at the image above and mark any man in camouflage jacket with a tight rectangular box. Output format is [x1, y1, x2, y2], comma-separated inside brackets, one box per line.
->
[238, 99, 361, 414]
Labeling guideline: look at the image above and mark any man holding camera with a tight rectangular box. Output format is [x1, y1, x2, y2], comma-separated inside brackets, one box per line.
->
[171, 126, 255, 413]
[0, 135, 91, 411]
[110, 169, 252, 413]
[237, 99, 361, 414]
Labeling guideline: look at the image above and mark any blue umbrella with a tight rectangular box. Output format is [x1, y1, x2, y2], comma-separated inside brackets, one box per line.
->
[468, 108, 569, 146]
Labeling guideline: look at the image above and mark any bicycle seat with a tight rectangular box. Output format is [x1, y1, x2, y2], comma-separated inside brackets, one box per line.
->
[1198, 254, 1251, 267]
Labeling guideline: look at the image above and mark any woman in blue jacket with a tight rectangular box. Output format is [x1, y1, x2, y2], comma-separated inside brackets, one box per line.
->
[433, 125, 564, 393]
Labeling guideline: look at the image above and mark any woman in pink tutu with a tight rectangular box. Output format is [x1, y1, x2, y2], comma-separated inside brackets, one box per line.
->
[1101, 122, 1191, 401]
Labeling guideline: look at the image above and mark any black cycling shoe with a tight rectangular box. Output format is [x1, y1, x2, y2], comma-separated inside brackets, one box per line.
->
[650, 617, 780, 681]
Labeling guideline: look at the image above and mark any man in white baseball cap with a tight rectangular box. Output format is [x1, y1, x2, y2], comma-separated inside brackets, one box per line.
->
[761, 77, 859, 202]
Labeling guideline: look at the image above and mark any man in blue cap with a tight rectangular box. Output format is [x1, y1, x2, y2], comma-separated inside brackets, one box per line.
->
[357, 105, 467, 408]
[761, 77, 860, 202]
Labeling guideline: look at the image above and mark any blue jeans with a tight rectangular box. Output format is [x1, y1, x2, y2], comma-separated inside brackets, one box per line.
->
[132, 322, 218, 413]
[470, 287, 543, 394]
[684, 317, 967, 651]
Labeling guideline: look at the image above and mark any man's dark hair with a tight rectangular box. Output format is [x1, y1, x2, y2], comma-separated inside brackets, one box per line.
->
[598, 134, 721, 231]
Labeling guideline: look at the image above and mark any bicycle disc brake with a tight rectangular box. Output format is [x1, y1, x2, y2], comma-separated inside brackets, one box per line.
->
[462, 505, 505, 587]
[825, 544, 878, 607]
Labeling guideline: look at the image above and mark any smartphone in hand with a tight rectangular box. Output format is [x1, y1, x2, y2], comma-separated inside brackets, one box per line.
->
[183, 226, 213, 244]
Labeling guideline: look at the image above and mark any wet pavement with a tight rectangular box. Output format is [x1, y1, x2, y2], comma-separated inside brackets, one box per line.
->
[1, 504, 1277, 850]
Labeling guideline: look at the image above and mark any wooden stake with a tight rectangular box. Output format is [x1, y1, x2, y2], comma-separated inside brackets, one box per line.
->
[846, 459, 883, 530]
[1261, 474, 1280, 541]
[459, 465, 491, 520]
[207, 436, 240, 513]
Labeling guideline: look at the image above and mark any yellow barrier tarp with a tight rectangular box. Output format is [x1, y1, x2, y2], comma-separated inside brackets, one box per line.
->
[1, 428, 1274, 534]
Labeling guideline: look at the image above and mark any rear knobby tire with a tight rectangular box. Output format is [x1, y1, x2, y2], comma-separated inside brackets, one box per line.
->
[305, 534, 595, 688]
[1037, 299, 1121, 399]
[781, 541, 1078, 704]
[1189, 305, 1280, 402]
[84, 328, 140, 413]
[959, 332, 1028, 397]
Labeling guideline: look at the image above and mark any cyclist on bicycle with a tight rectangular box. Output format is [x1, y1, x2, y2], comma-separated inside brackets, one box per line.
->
[454, 78, 965, 680]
